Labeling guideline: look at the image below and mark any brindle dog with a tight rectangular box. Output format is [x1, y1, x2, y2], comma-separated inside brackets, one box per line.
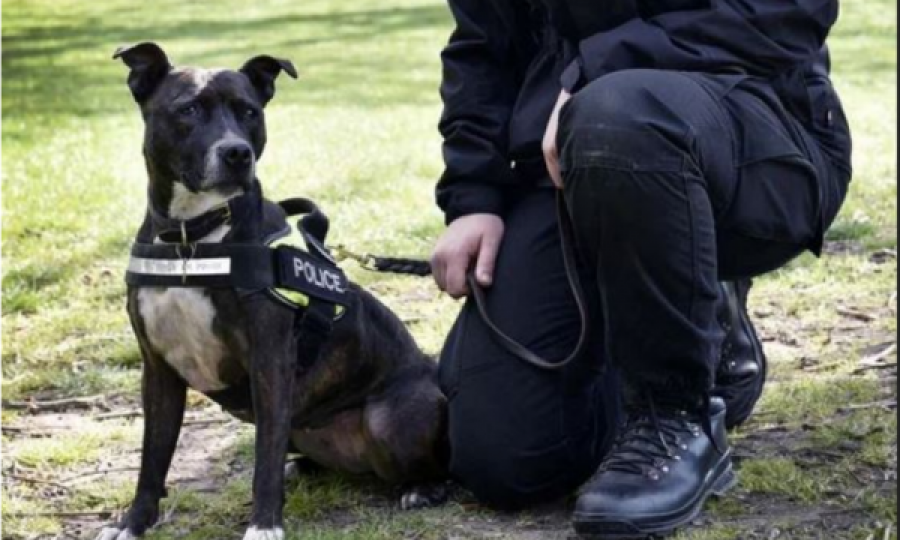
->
[97, 43, 447, 540]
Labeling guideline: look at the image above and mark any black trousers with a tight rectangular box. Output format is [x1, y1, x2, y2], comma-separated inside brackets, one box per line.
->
[439, 70, 851, 509]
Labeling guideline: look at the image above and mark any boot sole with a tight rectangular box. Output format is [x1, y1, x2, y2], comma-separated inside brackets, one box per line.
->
[572, 453, 737, 539]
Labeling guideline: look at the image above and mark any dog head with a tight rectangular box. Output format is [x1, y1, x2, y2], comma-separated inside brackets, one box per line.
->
[114, 42, 297, 217]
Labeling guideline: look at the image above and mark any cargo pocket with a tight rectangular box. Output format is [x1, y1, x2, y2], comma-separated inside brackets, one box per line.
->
[806, 81, 853, 232]
[721, 105, 822, 249]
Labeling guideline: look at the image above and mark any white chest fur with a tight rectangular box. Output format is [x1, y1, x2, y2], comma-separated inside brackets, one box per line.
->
[137, 287, 230, 393]
[137, 185, 242, 393]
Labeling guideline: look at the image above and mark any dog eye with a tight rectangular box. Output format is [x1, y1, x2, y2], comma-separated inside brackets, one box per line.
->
[177, 104, 200, 117]
[242, 107, 259, 120]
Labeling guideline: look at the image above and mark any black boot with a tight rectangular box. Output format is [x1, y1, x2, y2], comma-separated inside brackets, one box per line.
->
[713, 280, 767, 429]
[572, 396, 735, 539]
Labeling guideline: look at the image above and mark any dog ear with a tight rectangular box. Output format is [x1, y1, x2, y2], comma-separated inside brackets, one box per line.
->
[240, 55, 298, 106]
[112, 42, 173, 103]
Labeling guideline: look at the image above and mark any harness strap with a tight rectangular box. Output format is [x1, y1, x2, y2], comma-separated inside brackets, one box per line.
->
[278, 197, 341, 373]
[292, 300, 335, 373]
[126, 244, 351, 307]
[279, 198, 333, 263]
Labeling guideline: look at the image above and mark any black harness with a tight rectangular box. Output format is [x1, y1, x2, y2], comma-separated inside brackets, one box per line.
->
[129, 189, 587, 375]
[126, 194, 352, 374]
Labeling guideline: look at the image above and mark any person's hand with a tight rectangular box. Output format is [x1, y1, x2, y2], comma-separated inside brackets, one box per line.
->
[431, 213, 504, 298]
[543, 89, 572, 189]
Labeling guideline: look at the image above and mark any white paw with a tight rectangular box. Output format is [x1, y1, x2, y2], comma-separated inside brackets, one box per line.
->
[96, 527, 137, 540]
[401, 491, 423, 511]
[284, 461, 299, 481]
[242, 526, 284, 540]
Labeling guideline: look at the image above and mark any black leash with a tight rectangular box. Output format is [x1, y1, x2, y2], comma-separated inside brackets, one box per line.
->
[336, 191, 590, 371]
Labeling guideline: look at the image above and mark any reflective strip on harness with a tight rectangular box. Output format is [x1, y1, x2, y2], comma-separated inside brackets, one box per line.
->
[128, 257, 232, 277]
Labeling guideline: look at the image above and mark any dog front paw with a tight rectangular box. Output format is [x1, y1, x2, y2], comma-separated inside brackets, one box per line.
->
[401, 482, 449, 510]
[96, 527, 138, 540]
[242, 526, 285, 540]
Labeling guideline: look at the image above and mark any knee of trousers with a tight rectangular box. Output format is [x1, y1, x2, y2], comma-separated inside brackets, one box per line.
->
[446, 420, 583, 510]
[559, 69, 700, 167]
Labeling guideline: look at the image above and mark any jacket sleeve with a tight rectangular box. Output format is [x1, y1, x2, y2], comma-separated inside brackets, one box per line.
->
[561, 0, 839, 92]
[437, 0, 523, 223]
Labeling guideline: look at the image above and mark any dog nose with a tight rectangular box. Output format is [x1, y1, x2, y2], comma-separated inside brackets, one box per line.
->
[219, 143, 253, 169]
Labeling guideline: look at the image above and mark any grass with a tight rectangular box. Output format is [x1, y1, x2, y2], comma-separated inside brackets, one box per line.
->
[2, 0, 896, 539]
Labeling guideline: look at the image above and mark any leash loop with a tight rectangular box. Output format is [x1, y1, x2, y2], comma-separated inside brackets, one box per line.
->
[465, 191, 589, 371]
[333, 191, 590, 371]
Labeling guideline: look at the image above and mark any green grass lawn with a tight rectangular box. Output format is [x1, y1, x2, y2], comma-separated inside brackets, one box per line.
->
[2, 1, 896, 539]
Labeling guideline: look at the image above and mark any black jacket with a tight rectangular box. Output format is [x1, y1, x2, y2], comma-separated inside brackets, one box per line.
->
[436, 0, 842, 223]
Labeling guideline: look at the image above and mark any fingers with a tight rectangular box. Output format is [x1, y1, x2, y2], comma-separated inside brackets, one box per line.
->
[543, 120, 562, 189]
[475, 228, 501, 287]
[444, 254, 469, 298]
[431, 214, 504, 299]
[430, 250, 446, 293]
[543, 89, 571, 189]
[546, 150, 563, 189]
[431, 246, 468, 298]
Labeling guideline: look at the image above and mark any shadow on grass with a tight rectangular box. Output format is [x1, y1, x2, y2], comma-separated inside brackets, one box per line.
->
[2, 2, 449, 126]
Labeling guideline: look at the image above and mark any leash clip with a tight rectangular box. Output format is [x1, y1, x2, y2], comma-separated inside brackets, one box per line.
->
[331, 245, 374, 269]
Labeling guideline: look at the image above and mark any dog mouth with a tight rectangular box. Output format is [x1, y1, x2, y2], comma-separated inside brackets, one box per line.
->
[180, 167, 253, 193]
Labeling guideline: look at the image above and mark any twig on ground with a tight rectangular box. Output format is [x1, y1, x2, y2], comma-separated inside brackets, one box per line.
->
[6, 510, 114, 518]
[837, 307, 877, 323]
[5, 473, 71, 492]
[858, 343, 898, 366]
[94, 409, 143, 421]
[60, 467, 140, 485]
[2, 394, 112, 413]
[853, 362, 898, 375]
[1, 426, 60, 437]
[183, 417, 232, 427]
[837, 399, 897, 413]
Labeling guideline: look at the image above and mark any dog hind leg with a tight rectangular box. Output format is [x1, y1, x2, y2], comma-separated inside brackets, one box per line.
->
[365, 380, 450, 510]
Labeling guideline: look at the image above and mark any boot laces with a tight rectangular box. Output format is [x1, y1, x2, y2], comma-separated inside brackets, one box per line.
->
[597, 394, 720, 479]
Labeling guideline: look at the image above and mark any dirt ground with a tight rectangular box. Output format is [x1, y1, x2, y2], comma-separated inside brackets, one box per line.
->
[4, 265, 896, 539]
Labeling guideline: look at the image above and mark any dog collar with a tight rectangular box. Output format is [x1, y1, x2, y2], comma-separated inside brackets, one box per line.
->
[148, 191, 259, 245]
